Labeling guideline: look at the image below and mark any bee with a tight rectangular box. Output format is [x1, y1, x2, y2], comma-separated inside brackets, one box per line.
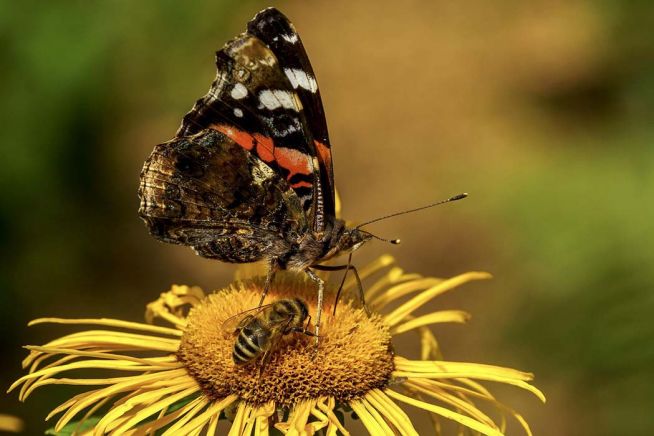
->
[224, 298, 316, 365]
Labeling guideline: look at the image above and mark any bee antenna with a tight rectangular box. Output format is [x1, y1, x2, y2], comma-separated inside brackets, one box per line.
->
[356, 193, 468, 230]
[358, 229, 401, 245]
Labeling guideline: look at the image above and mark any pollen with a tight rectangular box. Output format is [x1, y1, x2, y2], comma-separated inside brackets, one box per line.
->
[177, 273, 394, 407]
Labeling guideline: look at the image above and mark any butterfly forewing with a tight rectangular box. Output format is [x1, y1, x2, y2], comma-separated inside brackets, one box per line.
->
[175, 23, 327, 225]
[247, 7, 336, 226]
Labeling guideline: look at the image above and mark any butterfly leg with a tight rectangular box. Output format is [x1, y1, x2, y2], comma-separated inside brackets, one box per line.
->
[311, 260, 369, 317]
[305, 268, 324, 353]
[257, 261, 278, 307]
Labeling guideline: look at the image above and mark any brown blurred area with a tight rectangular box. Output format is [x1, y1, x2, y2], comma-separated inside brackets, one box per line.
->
[1, 1, 653, 434]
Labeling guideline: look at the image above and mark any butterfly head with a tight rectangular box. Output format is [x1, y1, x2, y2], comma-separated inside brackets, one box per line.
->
[338, 227, 375, 254]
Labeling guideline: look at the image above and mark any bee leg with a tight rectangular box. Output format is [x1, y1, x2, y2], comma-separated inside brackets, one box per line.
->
[304, 314, 312, 333]
[305, 269, 324, 353]
[290, 327, 318, 337]
[258, 350, 272, 380]
[257, 261, 277, 307]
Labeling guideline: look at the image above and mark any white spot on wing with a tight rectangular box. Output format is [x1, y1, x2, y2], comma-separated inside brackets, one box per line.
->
[258, 89, 300, 110]
[233, 108, 243, 118]
[230, 83, 248, 100]
[284, 68, 318, 93]
[281, 33, 298, 44]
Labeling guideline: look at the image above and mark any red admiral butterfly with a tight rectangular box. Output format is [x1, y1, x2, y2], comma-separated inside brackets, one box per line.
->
[138, 8, 465, 344]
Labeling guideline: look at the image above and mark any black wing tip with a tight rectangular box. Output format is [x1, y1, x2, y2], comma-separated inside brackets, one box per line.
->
[252, 7, 287, 22]
[249, 7, 294, 34]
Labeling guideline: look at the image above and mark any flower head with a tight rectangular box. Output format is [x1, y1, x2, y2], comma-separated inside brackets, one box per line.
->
[9, 256, 544, 435]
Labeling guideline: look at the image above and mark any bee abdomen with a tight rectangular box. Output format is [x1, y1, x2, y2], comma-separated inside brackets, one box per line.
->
[233, 329, 262, 364]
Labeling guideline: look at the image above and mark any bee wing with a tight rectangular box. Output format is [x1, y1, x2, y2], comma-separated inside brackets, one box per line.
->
[259, 315, 296, 368]
[267, 312, 297, 331]
[221, 303, 276, 333]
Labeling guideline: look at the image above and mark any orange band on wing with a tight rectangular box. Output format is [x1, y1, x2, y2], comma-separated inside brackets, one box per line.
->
[255, 135, 274, 162]
[290, 181, 312, 189]
[273, 147, 312, 180]
[211, 124, 312, 184]
[314, 140, 332, 172]
[212, 124, 255, 150]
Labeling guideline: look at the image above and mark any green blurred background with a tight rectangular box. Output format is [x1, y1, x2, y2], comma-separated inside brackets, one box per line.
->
[1, 1, 653, 434]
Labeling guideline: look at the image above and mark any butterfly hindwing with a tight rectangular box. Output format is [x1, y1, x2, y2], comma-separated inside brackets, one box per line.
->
[138, 129, 308, 263]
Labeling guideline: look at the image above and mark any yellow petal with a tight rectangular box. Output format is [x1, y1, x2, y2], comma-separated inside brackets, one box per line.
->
[93, 383, 199, 435]
[154, 399, 208, 435]
[341, 255, 395, 293]
[417, 325, 442, 360]
[335, 190, 342, 217]
[24, 346, 179, 367]
[42, 329, 180, 350]
[52, 370, 189, 430]
[28, 318, 182, 337]
[428, 379, 534, 436]
[13, 358, 175, 394]
[406, 379, 498, 428]
[371, 277, 442, 310]
[365, 267, 420, 301]
[384, 272, 492, 326]
[282, 399, 316, 435]
[385, 389, 503, 436]
[349, 399, 394, 435]
[124, 397, 205, 435]
[315, 397, 349, 436]
[207, 411, 220, 436]
[227, 402, 248, 436]
[251, 402, 275, 436]
[0, 415, 23, 433]
[365, 389, 419, 435]
[145, 304, 188, 329]
[391, 310, 471, 334]
[163, 396, 237, 435]
[394, 358, 535, 381]
[393, 361, 546, 403]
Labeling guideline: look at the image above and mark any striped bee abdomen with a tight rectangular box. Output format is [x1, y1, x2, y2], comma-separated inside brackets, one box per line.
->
[233, 319, 270, 364]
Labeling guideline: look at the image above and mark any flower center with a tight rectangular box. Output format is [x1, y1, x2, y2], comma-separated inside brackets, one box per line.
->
[177, 274, 394, 406]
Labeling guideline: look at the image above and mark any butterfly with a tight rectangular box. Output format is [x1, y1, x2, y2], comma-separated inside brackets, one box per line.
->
[138, 8, 376, 343]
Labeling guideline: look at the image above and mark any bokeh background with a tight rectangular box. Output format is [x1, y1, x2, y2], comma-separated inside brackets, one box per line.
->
[1, 1, 653, 434]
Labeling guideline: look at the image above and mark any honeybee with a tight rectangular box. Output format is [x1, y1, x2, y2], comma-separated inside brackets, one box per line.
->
[224, 298, 316, 365]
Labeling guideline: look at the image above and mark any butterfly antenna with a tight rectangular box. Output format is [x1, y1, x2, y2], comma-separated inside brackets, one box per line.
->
[356, 193, 468, 230]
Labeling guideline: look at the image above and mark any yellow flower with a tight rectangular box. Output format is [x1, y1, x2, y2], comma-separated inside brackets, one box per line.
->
[9, 256, 544, 435]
